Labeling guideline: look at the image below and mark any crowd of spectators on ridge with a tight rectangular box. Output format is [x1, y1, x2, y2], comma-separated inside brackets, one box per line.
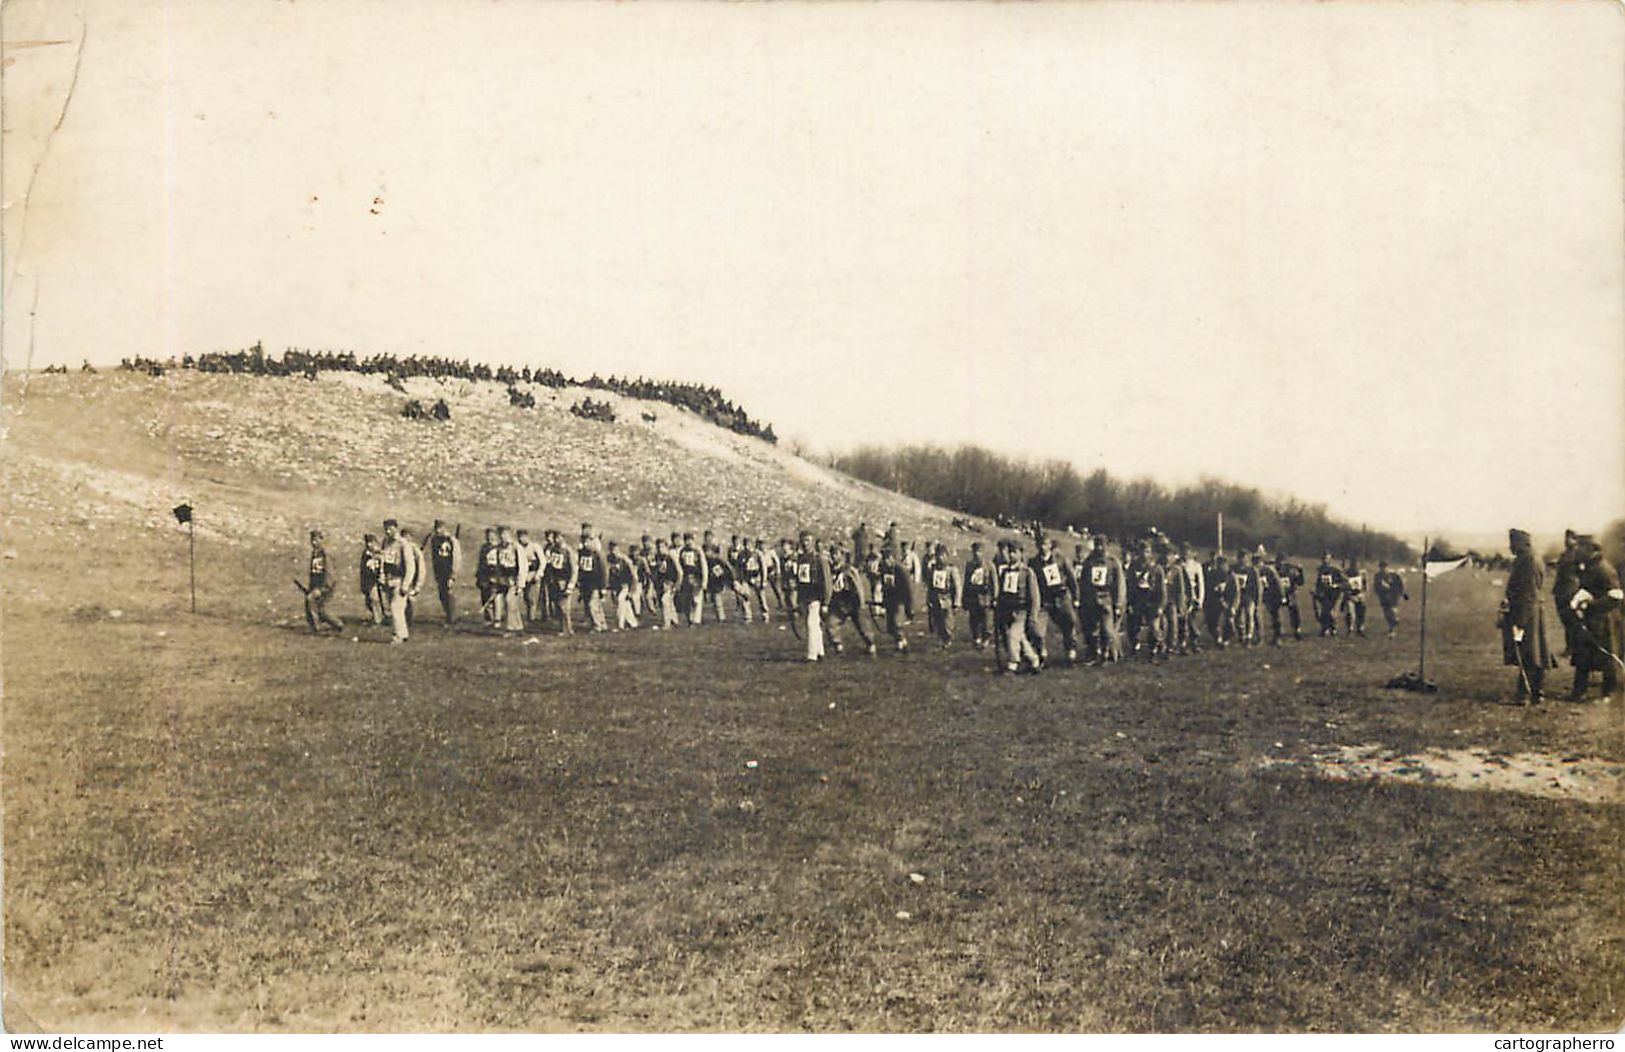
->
[116, 343, 778, 443]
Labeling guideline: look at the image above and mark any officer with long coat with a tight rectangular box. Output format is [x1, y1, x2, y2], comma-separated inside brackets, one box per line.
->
[1500, 528, 1550, 704]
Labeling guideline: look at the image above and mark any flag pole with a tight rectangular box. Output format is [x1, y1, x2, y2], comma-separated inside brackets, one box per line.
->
[1217, 511, 1224, 553]
[189, 516, 197, 614]
[1418, 535, 1428, 683]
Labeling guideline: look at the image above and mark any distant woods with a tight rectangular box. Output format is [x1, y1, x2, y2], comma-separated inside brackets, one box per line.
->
[118, 343, 777, 444]
[834, 443, 1415, 562]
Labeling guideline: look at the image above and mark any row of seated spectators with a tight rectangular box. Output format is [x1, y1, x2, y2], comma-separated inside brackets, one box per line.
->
[118, 343, 778, 443]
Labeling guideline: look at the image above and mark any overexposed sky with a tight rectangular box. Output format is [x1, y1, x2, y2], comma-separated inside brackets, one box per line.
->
[4, 0, 1621, 538]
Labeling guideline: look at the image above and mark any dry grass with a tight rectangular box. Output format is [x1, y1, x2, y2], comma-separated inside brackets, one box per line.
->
[2, 372, 1621, 1032]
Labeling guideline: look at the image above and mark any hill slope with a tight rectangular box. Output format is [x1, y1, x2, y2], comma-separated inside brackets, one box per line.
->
[1, 369, 967, 573]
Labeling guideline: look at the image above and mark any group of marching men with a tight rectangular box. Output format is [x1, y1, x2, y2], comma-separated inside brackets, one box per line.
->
[301, 518, 1410, 672]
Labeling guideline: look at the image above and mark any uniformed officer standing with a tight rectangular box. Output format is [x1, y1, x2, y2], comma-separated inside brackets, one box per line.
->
[1501, 528, 1549, 704]
[303, 529, 345, 633]
[1373, 561, 1408, 638]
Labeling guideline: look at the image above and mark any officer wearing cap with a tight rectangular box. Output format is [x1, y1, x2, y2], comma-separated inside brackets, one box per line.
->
[1501, 528, 1549, 704]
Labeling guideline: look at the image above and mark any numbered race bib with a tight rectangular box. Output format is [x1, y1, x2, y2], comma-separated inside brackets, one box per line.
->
[797, 564, 812, 584]
[1348, 574, 1365, 592]
[1002, 570, 1022, 593]
[1043, 564, 1063, 587]
[1318, 573, 1334, 589]
[970, 567, 986, 585]
[932, 569, 948, 590]
[1136, 572, 1151, 590]
[580, 556, 594, 572]
[683, 551, 698, 567]
[1089, 565, 1109, 588]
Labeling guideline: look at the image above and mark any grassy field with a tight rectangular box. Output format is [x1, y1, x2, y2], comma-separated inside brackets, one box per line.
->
[2, 373, 1622, 1032]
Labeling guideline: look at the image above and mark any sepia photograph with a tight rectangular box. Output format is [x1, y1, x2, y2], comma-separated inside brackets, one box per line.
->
[2, 0, 1622, 1035]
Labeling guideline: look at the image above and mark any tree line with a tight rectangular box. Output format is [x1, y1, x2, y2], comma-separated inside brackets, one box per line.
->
[832, 443, 1415, 563]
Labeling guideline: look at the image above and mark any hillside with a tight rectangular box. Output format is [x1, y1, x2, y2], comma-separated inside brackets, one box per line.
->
[0, 369, 970, 574]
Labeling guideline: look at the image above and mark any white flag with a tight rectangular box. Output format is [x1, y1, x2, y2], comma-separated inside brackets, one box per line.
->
[1424, 556, 1469, 580]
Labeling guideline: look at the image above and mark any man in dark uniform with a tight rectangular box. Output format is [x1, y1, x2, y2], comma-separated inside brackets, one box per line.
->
[1233, 549, 1261, 647]
[1258, 553, 1288, 647]
[703, 530, 732, 623]
[1373, 560, 1408, 637]
[1033, 538, 1081, 664]
[737, 539, 770, 623]
[1203, 551, 1232, 646]
[925, 542, 963, 649]
[994, 544, 1043, 674]
[474, 528, 498, 625]
[1275, 553, 1305, 641]
[1341, 558, 1369, 638]
[1501, 528, 1550, 705]
[871, 548, 910, 651]
[1566, 536, 1624, 702]
[963, 541, 995, 650]
[1553, 529, 1582, 657]
[650, 537, 682, 630]
[826, 548, 876, 655]
[1078, 535, 1125, 664]
[1163, 546, 1190, 656]
[676, 531, 708, 625]
[303, 529, 345, 633]
[359, 533, 385, 625]
[577, 528, 609, 632]
[425, 520, 462, 625]
[1126, 540, 1167, 662]
[608, 540, 639, 631]
[775, 538, 797, 617]
[1313, 552, 1346, 637]
[542, 529, 578, 635]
